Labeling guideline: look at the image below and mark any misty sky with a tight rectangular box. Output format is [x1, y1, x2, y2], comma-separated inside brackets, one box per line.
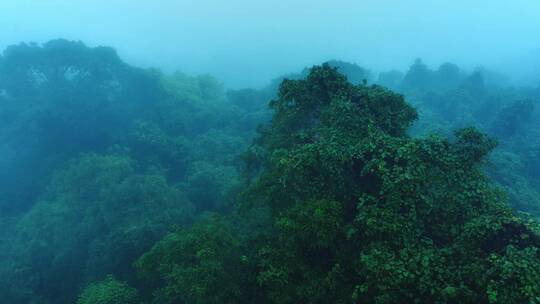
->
[1, 0, 539, 88]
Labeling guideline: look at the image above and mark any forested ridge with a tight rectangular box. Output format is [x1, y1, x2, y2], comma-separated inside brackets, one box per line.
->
[0, 40, 539, 303]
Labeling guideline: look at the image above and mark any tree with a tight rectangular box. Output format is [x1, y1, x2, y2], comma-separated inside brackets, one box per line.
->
[77, 276, 140, 304]
[436, 62, 462, 90]
[402, 58, 433, 90]
[324, 60, 371, 85]
[7, 153, 193, 303]
[0, 40, 163, 214]
[243, 64, 540, 303]
[136, 216, 263, 304]
[490, 99, 535, 140]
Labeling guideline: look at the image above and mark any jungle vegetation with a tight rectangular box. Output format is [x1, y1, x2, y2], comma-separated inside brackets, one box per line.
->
[0, 40, 539, 303]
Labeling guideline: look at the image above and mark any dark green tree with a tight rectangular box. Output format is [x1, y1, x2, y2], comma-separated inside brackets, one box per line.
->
[243, 64, 540, 303]
[136, 216, 263, 304]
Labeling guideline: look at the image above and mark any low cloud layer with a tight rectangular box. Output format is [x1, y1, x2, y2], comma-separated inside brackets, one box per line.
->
[1, 0, 539, 87]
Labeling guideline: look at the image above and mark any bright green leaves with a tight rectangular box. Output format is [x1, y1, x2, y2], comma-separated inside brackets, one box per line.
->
[485, 246, 540, 303]
[77, 276, 140, 304]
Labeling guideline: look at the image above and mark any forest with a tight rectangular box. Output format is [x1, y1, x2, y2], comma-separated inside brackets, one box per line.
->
[0, 40, 539, 303]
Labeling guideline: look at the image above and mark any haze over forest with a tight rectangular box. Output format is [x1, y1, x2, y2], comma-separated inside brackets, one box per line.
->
[1, 1, 540, 304]
[1, 0, 540, 87]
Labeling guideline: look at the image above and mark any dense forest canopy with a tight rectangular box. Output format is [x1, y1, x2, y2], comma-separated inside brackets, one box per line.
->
[0, 40, 538, 304]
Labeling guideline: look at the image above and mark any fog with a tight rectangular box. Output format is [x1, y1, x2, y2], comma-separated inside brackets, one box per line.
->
[1, 0, 539, 87]
[2, 2, 540, 303]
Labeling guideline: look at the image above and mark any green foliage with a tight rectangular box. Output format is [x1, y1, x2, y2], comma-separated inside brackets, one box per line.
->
[136, 216, 261, 304]
[402, 58, 433, 90]
[77, 276, 140, 304]
[324, 60, 371, 85]
[0, 39, 269, 303]
[486, 246, 540, 303]
[161, 72, 224, 104]
[394, 59, 540, 217]
[490, 99, 535, 139]
[3, 153, 193, 303]
[242, 65, 540, 303]
[184, 162, 241, 212]
[454, 127, 498, 163]
[1, 40, 539, 304]
[0, 39, 162, 214]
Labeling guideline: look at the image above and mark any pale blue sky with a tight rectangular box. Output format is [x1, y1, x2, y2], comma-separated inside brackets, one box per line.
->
[1, 0, 539, 87]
